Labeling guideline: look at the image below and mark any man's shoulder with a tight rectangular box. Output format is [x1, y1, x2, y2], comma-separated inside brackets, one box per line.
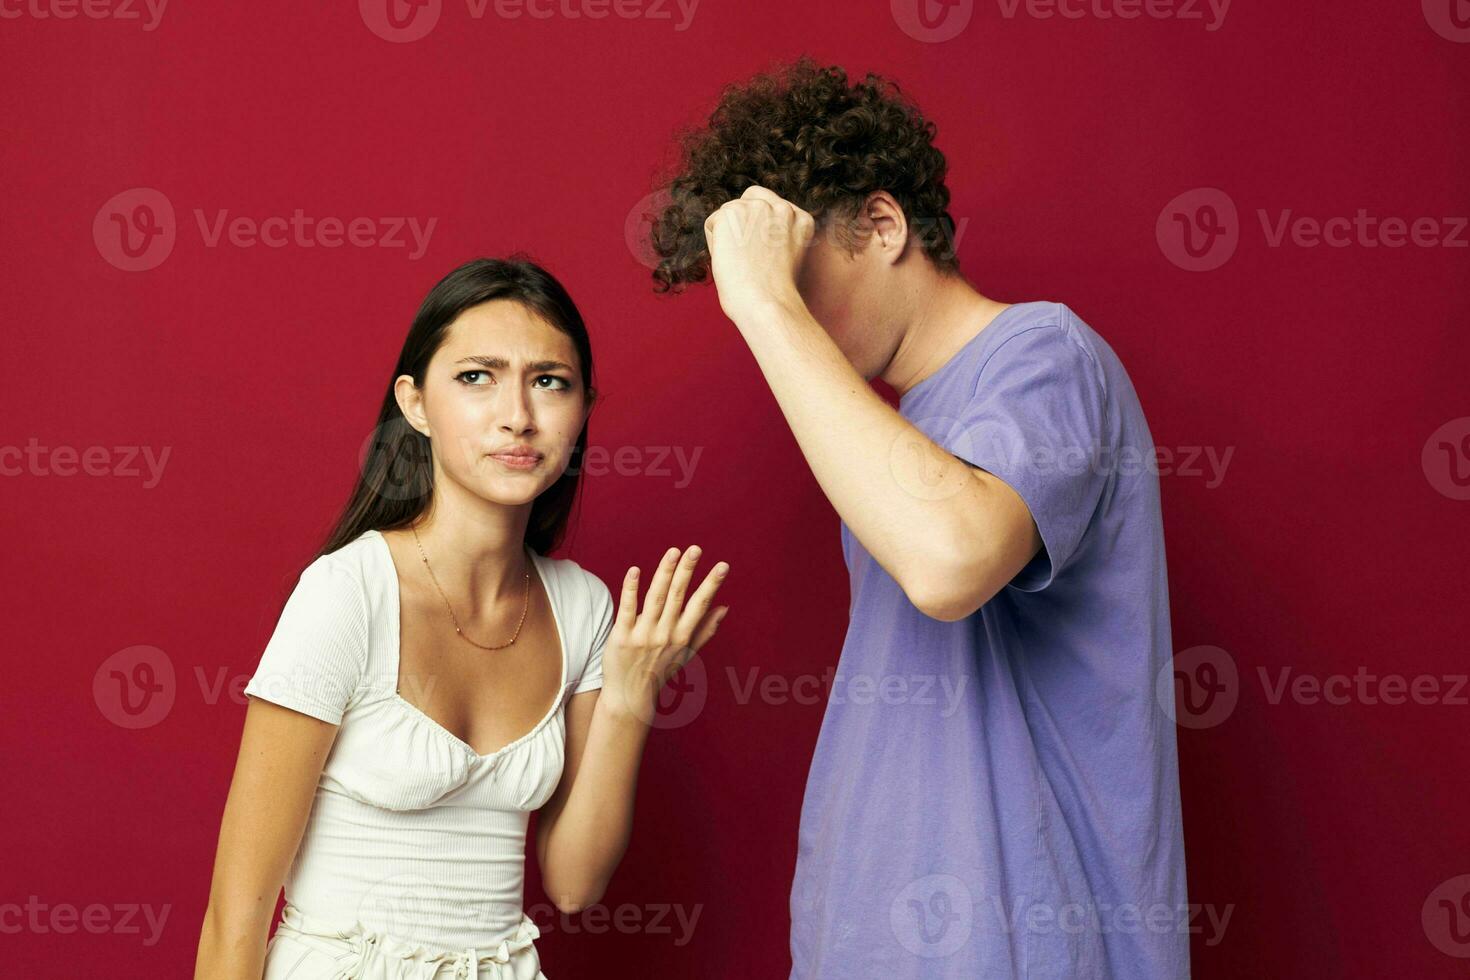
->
[984, 300, 1101, 353]
[974, 301, 1112, 393]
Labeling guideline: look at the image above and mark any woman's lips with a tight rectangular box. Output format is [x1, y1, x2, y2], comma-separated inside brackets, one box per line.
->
[488, 452, 542, 471]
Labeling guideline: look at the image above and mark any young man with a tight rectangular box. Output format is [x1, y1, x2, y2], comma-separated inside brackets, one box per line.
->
[647, 59, 1189, 978]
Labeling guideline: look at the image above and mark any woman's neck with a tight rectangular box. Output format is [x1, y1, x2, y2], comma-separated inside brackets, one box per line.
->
[407, 501, 533, 611]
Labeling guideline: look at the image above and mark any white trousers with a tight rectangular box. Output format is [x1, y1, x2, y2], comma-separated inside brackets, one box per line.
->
[260, 902, 548, 980]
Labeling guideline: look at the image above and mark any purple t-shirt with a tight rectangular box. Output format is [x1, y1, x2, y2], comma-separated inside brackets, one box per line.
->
[789, 302, 1189, 979]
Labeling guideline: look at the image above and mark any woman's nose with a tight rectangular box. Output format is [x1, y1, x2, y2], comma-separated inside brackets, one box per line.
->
[498, 388, 535, 433]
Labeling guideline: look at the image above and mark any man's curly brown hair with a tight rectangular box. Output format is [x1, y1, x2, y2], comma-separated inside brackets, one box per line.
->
[649, 57, 960, 294]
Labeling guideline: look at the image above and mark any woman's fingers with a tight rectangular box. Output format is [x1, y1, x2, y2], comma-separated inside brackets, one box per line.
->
[613, 565, 640, 636]
[674, 559, 729, 642]
[626, 546, 730, 660]
[661, 606, 726, 685]
[656, 546, 704, 636]
[638, 547, 682, 625]
[680, 605, 729, 664]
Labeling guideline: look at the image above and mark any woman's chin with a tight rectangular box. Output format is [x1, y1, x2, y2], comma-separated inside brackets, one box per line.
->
[477, 476, 554, 507]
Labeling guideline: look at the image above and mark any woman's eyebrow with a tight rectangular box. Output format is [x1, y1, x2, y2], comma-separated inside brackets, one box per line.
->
[454, 355, 576, 372]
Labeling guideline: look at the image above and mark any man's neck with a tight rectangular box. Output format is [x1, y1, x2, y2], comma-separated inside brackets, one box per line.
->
[879, 270, 1011, 399]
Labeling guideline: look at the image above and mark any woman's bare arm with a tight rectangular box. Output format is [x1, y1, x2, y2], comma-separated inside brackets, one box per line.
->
[534, 688, 650, 912]
[194, 698, 338, 980]
[534, 547, 729, 912]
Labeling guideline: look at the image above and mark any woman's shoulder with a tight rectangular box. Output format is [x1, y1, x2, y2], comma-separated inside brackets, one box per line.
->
[304, 529, 392, 601]
[536, 551, 613, 614]
[537, 553, 615, 694]
[319, 528, 384, 573]
[278, 534, 381, 630]
[283, 530, 389, 634]
[245, 533, 381, 723]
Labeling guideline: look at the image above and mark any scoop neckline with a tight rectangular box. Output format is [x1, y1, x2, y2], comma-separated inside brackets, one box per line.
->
[366, 528, 569, 762]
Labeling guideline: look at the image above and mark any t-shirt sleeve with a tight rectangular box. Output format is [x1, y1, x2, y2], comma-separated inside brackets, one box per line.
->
[948, 324, 1111, 593]
[571, 572, 615, 695]
[242, 557, 370, 724]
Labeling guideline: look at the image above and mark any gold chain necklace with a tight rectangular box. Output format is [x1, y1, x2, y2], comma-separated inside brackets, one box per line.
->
[410, 524, 530, 651]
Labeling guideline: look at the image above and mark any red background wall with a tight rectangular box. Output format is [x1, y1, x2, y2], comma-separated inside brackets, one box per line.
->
[3, 1, 1467, 976]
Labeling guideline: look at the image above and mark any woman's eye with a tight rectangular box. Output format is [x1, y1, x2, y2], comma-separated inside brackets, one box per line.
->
[534, 375, 571, 391]
[457, 370, 492, 385]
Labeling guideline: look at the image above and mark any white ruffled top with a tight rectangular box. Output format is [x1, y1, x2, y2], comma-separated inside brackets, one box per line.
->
[243, 528, 613, 955]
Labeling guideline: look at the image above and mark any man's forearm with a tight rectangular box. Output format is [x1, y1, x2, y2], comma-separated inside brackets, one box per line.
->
[727, 295, 986, 609]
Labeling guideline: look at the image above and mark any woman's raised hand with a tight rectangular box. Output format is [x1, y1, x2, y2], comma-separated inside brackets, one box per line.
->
[600, 546, 730, 726]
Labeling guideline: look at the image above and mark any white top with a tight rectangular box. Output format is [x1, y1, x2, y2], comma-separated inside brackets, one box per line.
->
[242, 528, 613, 955]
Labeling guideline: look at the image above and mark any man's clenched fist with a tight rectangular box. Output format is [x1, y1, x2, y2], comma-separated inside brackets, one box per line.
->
[702, 185, 815, 326]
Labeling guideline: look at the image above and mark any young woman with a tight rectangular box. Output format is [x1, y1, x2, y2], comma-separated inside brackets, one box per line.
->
[194, 256, 731, 980]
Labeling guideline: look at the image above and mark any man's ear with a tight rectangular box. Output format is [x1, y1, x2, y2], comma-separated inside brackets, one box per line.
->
[863, 190, 910, 266]
[394, 374, 430, 437]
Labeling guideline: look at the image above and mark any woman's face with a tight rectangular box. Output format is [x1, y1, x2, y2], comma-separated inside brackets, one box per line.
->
[398, 299, 591, 509]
